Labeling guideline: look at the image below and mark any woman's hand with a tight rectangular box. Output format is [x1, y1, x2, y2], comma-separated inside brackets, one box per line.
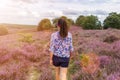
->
[50, 52, 53, 65]
[70, 51, 74, 59]
[50, 59, 53, 65]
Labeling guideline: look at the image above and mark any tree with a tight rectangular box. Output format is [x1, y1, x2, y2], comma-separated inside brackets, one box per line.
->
[67, 18, 74, 25]
[103, 12, 120, 29]
[76, 15, 86, 26]
[37, 18, 52, 31]
[75, 15, 101, 29]
[52, 18, 59, 25]
[52, 16, 74, 28]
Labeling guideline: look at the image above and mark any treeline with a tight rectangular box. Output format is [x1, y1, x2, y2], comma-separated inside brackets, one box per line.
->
[37, 12, 120, 31]
[37, 16, 74, 31]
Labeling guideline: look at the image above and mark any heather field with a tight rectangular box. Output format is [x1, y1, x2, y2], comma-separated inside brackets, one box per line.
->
[0, 25, 120, 80]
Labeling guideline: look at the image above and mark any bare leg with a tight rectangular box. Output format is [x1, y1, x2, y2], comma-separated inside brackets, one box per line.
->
[55, 67, 60, 80]
[60, 67, 68, 80]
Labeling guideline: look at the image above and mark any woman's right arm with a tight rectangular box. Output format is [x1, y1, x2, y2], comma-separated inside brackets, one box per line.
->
[49, 33, 54, 65]
[50, 52, 53, 65]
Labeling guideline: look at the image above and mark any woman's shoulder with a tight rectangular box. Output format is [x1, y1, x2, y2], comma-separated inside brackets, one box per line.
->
[68, 32, 72, 35]
[51, 31, 72, 38]
[68, 32, 72, 37]
[51, 31, 58, 37]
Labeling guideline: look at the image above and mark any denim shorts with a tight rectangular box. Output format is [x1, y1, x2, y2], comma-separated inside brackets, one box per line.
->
[52, 55, 70, 67]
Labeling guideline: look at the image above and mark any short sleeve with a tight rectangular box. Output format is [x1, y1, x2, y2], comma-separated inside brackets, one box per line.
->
[49, 33, 54, 53]
[69, 34, 74, 52]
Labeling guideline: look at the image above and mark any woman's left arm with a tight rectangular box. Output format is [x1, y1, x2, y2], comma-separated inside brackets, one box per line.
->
[69, 34, 74, 59]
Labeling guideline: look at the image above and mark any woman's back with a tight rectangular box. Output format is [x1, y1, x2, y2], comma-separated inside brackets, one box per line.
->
[49, 31, 74, 58]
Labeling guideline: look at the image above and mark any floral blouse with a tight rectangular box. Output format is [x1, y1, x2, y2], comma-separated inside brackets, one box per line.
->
[49, 31, 74, 58]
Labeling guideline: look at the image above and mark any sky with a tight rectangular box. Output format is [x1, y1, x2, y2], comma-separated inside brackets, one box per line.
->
[0, 0, 120, 25]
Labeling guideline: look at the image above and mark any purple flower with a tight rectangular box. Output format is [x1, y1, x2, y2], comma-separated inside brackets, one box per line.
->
[99, 56, 111, 68]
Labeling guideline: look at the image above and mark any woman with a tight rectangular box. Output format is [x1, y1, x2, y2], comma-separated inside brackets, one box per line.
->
[49, 18, 74, 80]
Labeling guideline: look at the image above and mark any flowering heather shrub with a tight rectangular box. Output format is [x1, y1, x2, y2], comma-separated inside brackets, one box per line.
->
[106, 72, 120, 80]
[101, 29, 120, 43]
[112, 40, 120, 58]
[39, 68, 54, 80]
[0, 53, 12, 64]
[0, 42, 47, 80]
[65, 27, 120, 79]
[80, 53, 100, 74]
[68, 60, 80, 75]
[15, 43, 45, 62]
[0, 61, 30, 80]
[0, 25, 8, 35]
[77, 39, 113, 55]
[107, 58, 120, 74]
[0, 46, 12, 64]
[0, 45, 9, 55]
[71, 69, 99, 80]
[0, 47, 31, 80]
[0, 26, 120, 80]
[103, 35, 120, 43]
[10, 47, 28, 61]
[99, 56, 111, 68]
[77, 36, 120, 57]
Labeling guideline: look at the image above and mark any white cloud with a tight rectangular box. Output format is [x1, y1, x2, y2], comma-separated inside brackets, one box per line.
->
[0, 0, 120, 25]
[111, 0, 120, 3]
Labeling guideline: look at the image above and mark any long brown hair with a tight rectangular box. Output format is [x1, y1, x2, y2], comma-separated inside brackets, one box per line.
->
[57, 18, 68, 38]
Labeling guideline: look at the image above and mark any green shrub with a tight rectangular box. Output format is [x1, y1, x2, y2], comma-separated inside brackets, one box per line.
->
[103, 12, 120, 29]
[18, 33, 35, 44]
[37, 19, 52, 31]
[75, 15, 101, 29]
[0, 25, 8, 35]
